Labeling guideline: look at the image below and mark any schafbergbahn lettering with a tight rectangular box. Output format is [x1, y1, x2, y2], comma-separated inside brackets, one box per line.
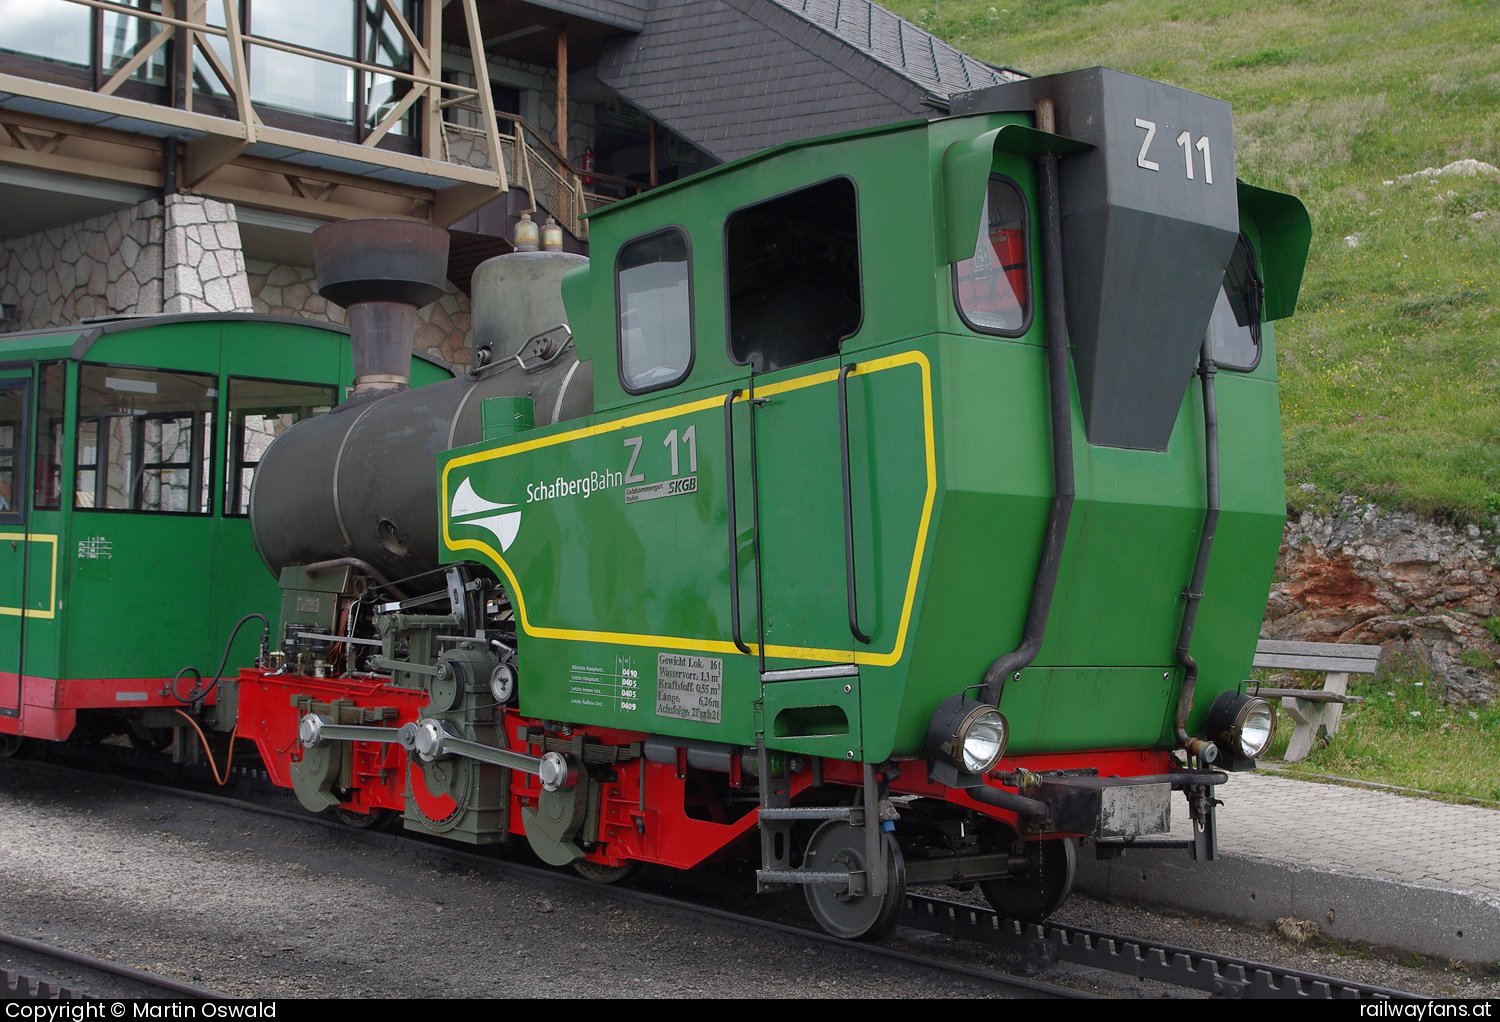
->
[525, 467, 624, 503]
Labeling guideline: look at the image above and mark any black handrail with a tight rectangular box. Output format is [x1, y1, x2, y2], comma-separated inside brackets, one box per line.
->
[724, 390, 752, 656]
[838, 363, 871, 645]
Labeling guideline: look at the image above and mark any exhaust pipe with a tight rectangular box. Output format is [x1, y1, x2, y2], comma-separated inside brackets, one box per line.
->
[312, 219, 450, 399]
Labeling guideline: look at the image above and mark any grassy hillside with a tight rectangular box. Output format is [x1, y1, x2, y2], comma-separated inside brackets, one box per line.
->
[887, 0, 1500, 522]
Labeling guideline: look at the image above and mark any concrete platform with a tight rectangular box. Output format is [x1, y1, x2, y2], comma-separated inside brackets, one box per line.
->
[1074, 772, 1500, 964]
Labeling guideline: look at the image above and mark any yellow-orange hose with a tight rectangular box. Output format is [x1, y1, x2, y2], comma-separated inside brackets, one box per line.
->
[173, 708, 237, 787]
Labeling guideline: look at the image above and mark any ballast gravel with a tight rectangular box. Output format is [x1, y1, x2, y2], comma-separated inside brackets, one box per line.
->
[0, 764, 1024, 999]
[0, 762, 1493, 999]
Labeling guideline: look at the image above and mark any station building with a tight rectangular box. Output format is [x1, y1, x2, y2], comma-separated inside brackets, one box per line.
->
[0, 0, 1017, 364]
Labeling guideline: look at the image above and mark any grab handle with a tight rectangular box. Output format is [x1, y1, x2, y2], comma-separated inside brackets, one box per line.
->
[838, 364, 871, 645]
[724, 390, 752, 655]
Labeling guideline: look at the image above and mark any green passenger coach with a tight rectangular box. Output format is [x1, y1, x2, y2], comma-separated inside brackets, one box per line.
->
[0, 314, 452, 747]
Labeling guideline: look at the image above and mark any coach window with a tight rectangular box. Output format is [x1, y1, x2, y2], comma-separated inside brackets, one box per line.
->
[726, 177, 861, 373]
[953, 175, 1031, 336]
[0, 380, 26, 524]
[33, 362, 64, 511]
[75, 366, 215, 514]
[1206, 234, 1263, 372]
[617, 228, 694, 393]
[225, 377, 336, 516]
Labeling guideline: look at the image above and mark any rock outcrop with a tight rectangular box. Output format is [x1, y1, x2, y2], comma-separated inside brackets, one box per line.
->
[1265, 497, 1498, 706]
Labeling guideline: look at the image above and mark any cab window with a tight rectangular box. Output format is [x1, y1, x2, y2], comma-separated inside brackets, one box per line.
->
[617, 228, 693, 393]
[726, 177, 860, 373]
[225, 377, 336, 517]
[76, 366, 215, 514]
[953, 175, 1031, 336]
[1206, 234, 1263, 372]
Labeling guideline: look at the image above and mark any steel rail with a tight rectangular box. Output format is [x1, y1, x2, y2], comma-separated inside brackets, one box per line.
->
[1, 753, 1431, 1000]
[0, 930, 228, 999]
[0, 757, 1078, 1000]
[900, 893, 1419, 1000]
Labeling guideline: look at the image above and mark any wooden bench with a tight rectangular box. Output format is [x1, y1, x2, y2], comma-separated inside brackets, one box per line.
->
[1248, 639, 1382, 762]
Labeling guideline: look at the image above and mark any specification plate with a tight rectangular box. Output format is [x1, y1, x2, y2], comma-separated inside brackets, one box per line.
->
[656, 652, 722, 724]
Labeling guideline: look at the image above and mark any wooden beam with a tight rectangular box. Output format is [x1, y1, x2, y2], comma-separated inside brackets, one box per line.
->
[432, 182, 502, 227]
[381, 0, 428, 70]
[195, 180, 426, 223]
[649, 119, 658, 188]
[421, 0, 442, 161]
[99, 21, 174, 96]
[459, 0, 507, 192]
[0, 71, 246, 140]
[217, 0, 256, 143]
[0, 143, 160, 189]
[555, 25, 568, 173]
[182, 134, 248, 187]
[363, 82, 425, 149]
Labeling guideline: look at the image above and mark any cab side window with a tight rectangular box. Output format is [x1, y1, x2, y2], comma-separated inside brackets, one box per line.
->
[617, 228, 693, 394]
[726, 177, 861, 373]
[1206, 233, 1263, 372]
[953, 175, 1031, 336]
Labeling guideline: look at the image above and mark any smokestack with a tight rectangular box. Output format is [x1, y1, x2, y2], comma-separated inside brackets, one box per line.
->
[312, 219, 450, 399]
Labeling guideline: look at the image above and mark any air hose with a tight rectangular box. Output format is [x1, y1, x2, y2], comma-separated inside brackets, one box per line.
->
[170, 612, 270, 705]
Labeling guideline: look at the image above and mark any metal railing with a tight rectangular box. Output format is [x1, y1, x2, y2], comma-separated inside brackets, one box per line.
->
[0, 0, 508, 202]
[441, 107, 644, 240]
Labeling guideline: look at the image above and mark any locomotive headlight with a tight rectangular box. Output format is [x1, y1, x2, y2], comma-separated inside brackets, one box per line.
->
[1204, 691, 1277, 760]
[1233, 699, 1276, 758]
[927, 694, 1009, 776]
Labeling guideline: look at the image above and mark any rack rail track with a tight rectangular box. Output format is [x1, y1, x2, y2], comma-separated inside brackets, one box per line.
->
[900, 894, 1418, 1000]
[1, 753, 1428, 1000]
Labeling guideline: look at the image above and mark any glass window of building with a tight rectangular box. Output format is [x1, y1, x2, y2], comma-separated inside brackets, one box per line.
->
[0, 0, 92, 69]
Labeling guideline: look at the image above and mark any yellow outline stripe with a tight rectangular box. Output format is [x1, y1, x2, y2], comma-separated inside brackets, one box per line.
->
[0, 533, 57, 620]
[441, 351, 936, 668]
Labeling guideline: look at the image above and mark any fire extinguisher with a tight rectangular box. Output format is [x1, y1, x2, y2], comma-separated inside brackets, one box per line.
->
[580, 147, 595, 188]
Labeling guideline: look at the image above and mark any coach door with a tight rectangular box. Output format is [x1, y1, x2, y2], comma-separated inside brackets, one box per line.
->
[0, 369, 32, 721]
[726, 178, 865, 759]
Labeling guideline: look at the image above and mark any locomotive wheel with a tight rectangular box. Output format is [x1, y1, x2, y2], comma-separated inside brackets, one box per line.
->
[979, 836, 1076, 923]
[801, 820, 906, 941]
[0, 734, 25, 758]
[336, 807, 397, 831]
[573, 859, 641, 885]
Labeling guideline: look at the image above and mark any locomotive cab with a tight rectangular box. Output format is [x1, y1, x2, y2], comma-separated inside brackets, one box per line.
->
[235, 66, 1310, 939]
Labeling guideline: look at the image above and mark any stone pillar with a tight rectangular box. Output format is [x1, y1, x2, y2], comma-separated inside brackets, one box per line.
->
[161, 195, 254, 314]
